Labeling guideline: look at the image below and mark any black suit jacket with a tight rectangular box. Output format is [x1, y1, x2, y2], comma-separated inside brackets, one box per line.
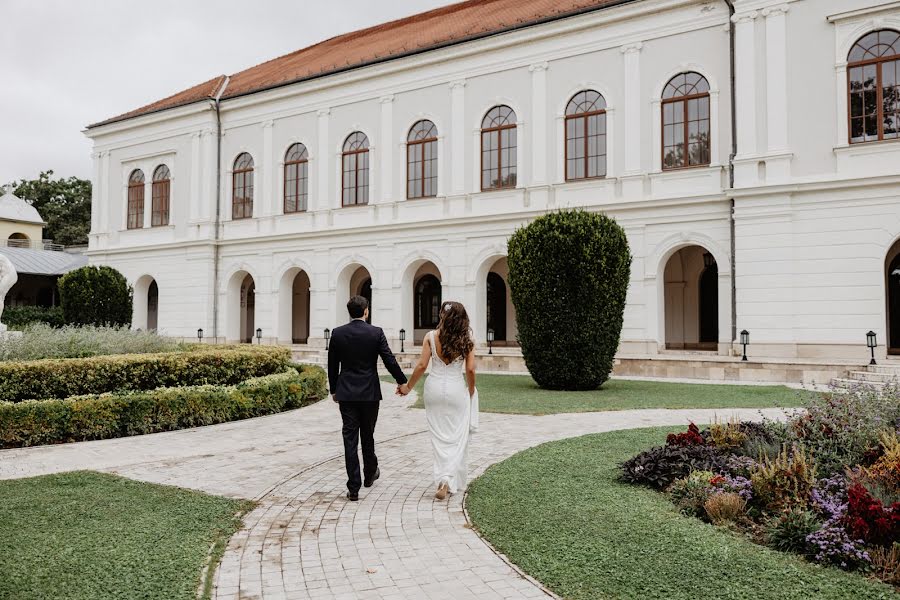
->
[328, 319, 408, 402]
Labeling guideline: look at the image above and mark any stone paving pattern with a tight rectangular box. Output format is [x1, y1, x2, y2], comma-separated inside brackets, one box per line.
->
[1, 384, 789, 599]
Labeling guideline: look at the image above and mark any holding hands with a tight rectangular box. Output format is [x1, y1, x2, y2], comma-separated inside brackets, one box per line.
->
[396, 383, 410, 396]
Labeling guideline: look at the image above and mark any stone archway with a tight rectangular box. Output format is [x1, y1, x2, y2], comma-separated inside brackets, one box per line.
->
[147, 280, 158, 331]
[412, 264, 442, 344]
[225, 270, 256, 343]
[278, 268, 311, 344]
[886, 238, 900, 353]
[336, 264, 373, 325]
[133, 275, 157, 332]
[664, 245, 718, 351]
[484, 257, 516, 345]
[240, 275, 256, 343]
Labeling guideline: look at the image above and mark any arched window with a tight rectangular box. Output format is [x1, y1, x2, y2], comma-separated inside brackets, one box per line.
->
[848, 30, 900, 143]
[151, 165, 170, 227]
[342, 132, 369, 206]
[232, 153, 254, 219]
[481, 105, 517, 190]
[407, 120, 438, 199]
[662, 72, 711, 170]
[284, 143, 309, 213]
[565, 91, 607, 180]
[127, 169, 145, 229]
[415, 274, 442, 329]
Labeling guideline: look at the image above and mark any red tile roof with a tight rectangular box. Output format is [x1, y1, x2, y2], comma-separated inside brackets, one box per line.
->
[89, 0, 633, 129]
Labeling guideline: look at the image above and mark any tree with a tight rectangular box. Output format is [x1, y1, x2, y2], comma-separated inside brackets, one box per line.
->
[58, 266, 133, 327]
[507, 210, 632, 391]
[9, 171, 91, 246]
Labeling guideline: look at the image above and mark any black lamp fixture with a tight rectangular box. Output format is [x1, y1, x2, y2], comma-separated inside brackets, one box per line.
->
[867, 330, 877, 366]
[703, 251, 715, 268]
[487, 328, 495, 355]
[399, 328, 406, 353]
[740, 329, 749, 361]
[324, 328, 331, 351]
[256, 328, 262, 344]
[197, 328, 204, 343]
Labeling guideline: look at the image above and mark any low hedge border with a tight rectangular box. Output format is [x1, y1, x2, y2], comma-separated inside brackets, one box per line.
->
[0, 346, 292, 403]
[0, 365, 327, 448]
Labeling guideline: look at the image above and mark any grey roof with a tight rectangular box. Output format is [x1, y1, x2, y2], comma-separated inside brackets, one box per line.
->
[0, 190, 45, 225]
[0, 247, 88, 276]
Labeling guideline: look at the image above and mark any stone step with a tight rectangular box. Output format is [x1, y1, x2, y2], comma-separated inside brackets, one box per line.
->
[867, 364, 900, 375]
[849, 370, 900, 383]
[831, 377, 887, 390]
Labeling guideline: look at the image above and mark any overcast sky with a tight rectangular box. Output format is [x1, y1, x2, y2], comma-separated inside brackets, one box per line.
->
[0, 0, 448, 185]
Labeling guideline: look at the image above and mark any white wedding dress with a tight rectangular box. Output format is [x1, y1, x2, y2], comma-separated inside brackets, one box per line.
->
[423, 331, 473, 494]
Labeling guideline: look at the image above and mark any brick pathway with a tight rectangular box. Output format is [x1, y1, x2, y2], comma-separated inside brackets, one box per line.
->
[1, 385, 789, 599]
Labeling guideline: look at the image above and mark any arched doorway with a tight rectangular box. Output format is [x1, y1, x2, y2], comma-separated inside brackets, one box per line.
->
[415, 273, 441, 341]
[240, 274, 255, 343]
[8, 232, 28, 248]
[292, 271, 311, 343]
[147, 280, 158, 331]
[664, 246, 718, 350]
[886, 240, 900, 354]
[487, 272, 507, 342]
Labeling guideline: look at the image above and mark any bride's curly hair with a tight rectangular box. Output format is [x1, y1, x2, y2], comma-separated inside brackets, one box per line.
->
[437, 301, 474, 363]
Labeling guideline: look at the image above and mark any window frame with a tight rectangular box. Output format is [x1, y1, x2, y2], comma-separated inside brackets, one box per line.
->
[480, 106, 518, 192]
[406, 120, 438, 199]
[151, 165, 170, 227]
[847, 30, 900, 145]
[232, 153, 254, 220]
[283, 143, 309, 214]
[341, 133, 370, 207]
[127, 169, 145, 230]
[564, 91, 608, 182]
[661, 73, 711, 171]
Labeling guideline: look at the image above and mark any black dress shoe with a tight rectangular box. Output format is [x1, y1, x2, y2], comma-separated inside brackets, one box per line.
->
[347, 491, 359, 501]
[364, 468, 380, 488]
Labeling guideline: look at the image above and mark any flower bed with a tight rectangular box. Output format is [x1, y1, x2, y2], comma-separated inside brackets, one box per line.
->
[620, 384, 900, 588]
[0, 364, 327, 448]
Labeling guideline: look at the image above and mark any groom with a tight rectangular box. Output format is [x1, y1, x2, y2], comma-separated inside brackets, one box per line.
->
[328, 295, 410, 501]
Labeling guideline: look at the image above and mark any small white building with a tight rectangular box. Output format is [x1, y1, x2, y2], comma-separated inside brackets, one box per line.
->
[83, 0, 900, 368]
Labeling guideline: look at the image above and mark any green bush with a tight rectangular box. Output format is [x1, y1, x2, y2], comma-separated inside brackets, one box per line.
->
[0, 306, 65, 330]
[58, 265, 133, 327]
[507, 210, 631, 390]
[0, 365, 327, 448]
[0, 323, 179, 361]
[0, 346, 291, 402]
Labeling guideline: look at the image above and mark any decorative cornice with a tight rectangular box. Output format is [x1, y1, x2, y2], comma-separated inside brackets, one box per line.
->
[761, 4, 789, 18]
[731, 10, 758, 24]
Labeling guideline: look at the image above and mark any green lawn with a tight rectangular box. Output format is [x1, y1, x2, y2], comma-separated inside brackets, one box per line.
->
[386, 373, 802, 414]
[466, 427, 897, 600]
[0, 471, 250, 600]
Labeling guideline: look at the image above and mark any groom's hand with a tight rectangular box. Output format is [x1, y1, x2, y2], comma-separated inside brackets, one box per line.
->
[331, 393, 338, 403]
[397, 383, 410, 396]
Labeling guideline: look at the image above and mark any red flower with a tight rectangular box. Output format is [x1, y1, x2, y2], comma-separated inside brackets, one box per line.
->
[666, 422, 705, 447]
[844, 483, 900, 547]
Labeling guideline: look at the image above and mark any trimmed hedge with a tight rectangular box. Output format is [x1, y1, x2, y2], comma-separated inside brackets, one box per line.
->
[0, 306, 65, 330]
[0, 365, 327, 448]
[58, 265, 133, 327]
[507, 209, 632, 390]
[0, 346, 292, 403]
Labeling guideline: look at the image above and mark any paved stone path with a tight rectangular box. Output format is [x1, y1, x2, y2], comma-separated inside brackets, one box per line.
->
[1, 385, 789, 599]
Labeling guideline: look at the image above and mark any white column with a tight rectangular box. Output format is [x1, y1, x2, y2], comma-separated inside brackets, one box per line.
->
[189, 131, 201, 223]
[650, 100, 662, 172]
[100, 151, 110, 232]
[835, 63, 849, 146]
[732, 11, 758, 158]
[199, 129, 214, 222]
[763, 5, 789, 153]
[529, 62, 548, 186]
[449, 80, 467, 195]
[379, 95, 394, 203]
[90, 151, 101, 234]
[621, 42, 643, 175]
[261, 120, 274, 216]
[142, 176, 151, 228]
[316, 109, 331, 210]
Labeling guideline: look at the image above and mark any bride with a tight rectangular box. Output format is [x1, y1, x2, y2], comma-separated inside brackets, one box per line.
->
[405, 301, 477, 500]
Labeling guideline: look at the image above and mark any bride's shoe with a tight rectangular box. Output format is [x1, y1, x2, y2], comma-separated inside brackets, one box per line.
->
[435, 482, 449, 500]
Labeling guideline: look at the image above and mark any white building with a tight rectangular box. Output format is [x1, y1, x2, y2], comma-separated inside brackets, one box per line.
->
[84, 0, 900, 368]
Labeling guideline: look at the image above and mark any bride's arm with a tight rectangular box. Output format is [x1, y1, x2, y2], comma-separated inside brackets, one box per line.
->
[465, 348, 476, 398]
[406, 334, 432, 391]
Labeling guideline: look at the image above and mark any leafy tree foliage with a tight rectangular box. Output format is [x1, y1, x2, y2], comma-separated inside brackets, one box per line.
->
[58, 266, 133, 327]
[9, 171, 91, 246]
[507, 210, 632, 390]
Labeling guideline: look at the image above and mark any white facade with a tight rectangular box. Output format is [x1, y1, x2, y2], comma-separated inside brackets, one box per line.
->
[85, 0, 900, 361]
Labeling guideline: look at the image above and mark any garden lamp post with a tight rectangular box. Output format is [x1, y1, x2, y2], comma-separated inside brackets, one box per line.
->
[740, 330, 749, 361]
[867, 330, 877, 365]
[399, 328, 406, 353]
[324, 328, 331, 351]
[487, 328, 495, 355]
[256, 328, 262, 345]
[197, 328, 203, 343]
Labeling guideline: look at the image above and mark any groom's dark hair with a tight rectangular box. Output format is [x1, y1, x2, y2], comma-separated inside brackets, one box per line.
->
[347, 295, 368, 319]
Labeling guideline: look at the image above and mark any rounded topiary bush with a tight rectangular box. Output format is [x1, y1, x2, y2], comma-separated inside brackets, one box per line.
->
[507, 210, 631, 390]
[58, 265, 133, 327]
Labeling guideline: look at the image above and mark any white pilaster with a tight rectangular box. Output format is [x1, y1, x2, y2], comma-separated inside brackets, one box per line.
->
[449, 80, 466, 195]
[316, 109, 331, 210]
[763, 5, 789, 152]
[732, 11, 758, 158]
[189, 132, 201, 223]
[261, 120, 275, 216]
[621, 42, 643, 175]
[199, 129, 214, 222]
[100, 151, 110, 232]
[90, 151, 101, 235]
[379, 95, 394, 203]
[529, 62, 548, 186]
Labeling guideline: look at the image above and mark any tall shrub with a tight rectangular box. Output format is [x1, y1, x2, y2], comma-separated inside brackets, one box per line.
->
[507, 210, 631, 390]
[58, 266, 133, 327]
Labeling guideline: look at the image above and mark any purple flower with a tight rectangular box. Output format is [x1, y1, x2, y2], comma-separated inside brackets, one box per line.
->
[713, 474, 753, 502]
[810, 474, 848, 523]
[806, 524, 870, 570]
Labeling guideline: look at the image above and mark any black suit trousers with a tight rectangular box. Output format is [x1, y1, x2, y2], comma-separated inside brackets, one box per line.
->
[339, 401, 380, 493]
